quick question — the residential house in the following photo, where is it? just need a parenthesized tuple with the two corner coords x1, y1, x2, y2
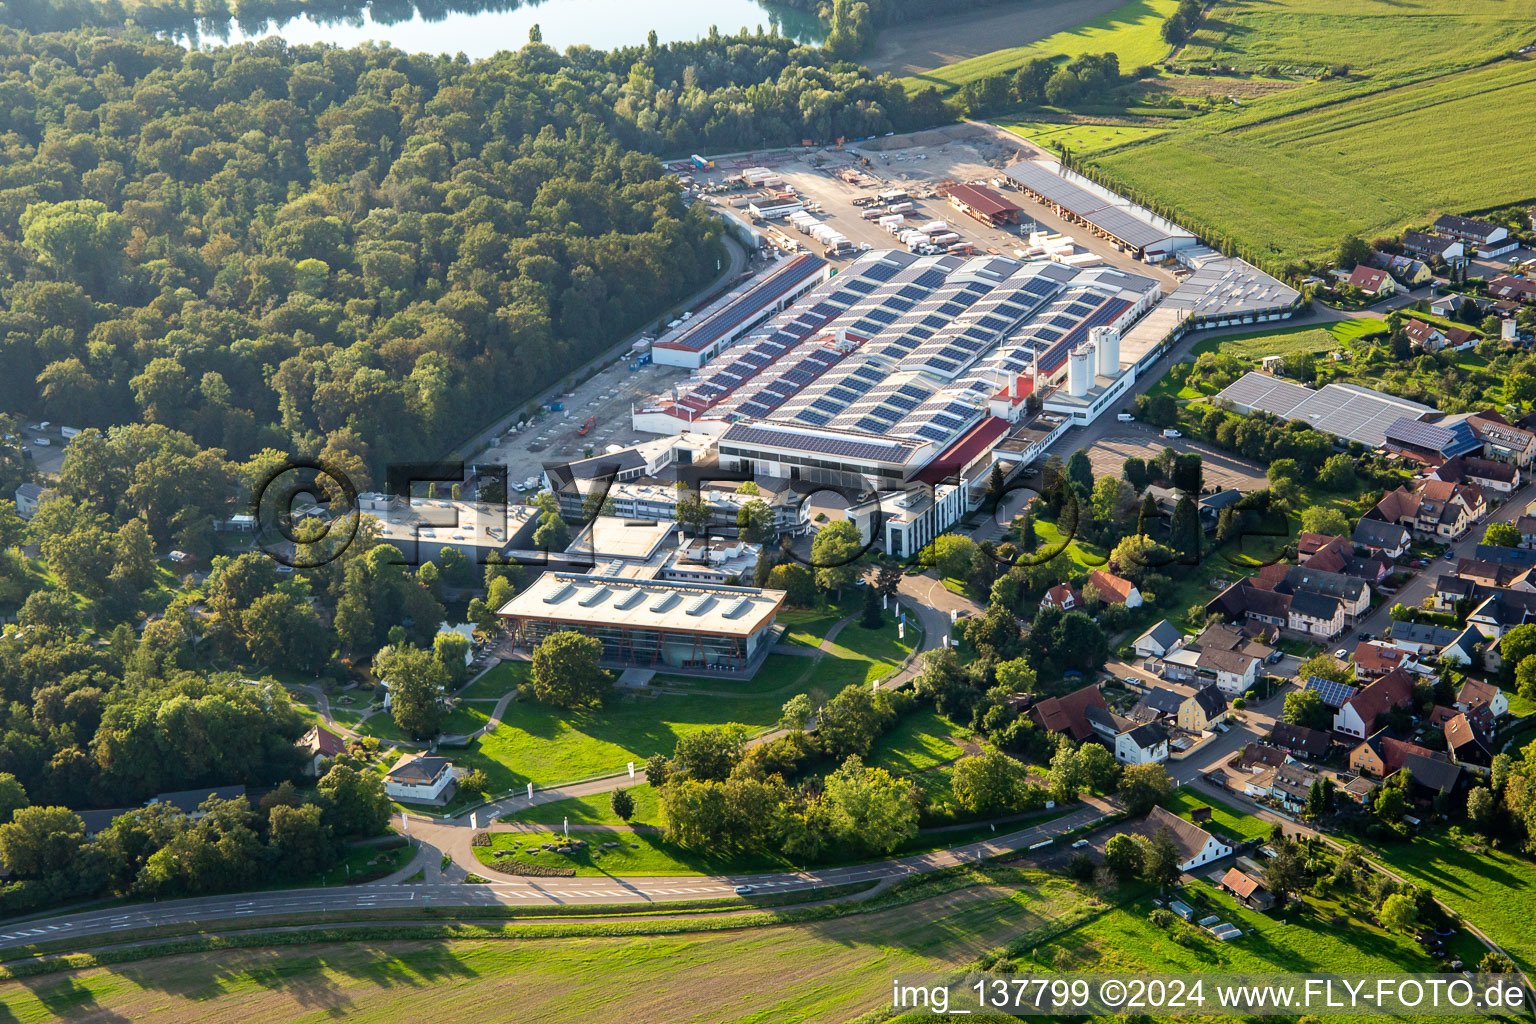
(1521, 514, 1536, 549)
(1401, 230, 1465, 264)
(1132, 687, 1187, 721)
(1466, 588, 1536, 640)
(1288, 590, 1345, 640)
(1456, 678, 1509, 719)
(1367, 482, 1484, 541)
(1087, 569, 1142, 609)
(1440, 625, 1484, 668)
(1158, 646, 1203, 683)
(1473, 543, 1536, 569)
(1040, 583, 1081, 612)
(13, 482, 44, 520)
(1266, 722, 1331, 760)
(1431, 573, 1480, 612)
(1121, 806, 1233, 872)
(298, 725, 346, 776)
(384, 754, 457, 804)
(1467, 413, 1536, 468)
(1333, 667, 1415, 740)
(1219, 867, 1277, 911)
(1028, 683, 1109, 742)
(1398, 751, 1464, 800)
(1115, 721, 1169, 765)
(1239, 742, 1288, 772)
(1258, 564, 1372, 622)
(1348, 727, 1437, 777)
(1352, 640, 1417, 678)
(1444, 708, 1495, 770)
(1387, 621, 1461, 656)
(1433, 214, 1514, 256)
(1269, 763, 1320, 813)
(1429, 293, 1492, 319)
(1178, 683, 1229, 732)
(1345, 265, 1396, 297)
(1369, 251, 1432, 287)
(1431, 455, 1520, 494)
(1133, 619, 1184, 659)
(1304, 675, 1359, 710)
(1352, 517, 1410, 559)
(1195, 646, 1261, 697)
(1487, 275, 1536, 304)
(1452, 557, 1532, 591)
(1404, 319, 1477, 353)
(1207, 579, 1293, 635)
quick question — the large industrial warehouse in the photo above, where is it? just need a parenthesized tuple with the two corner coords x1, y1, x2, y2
(497, 573, 787, 675)
(1214, 371, 1435, 448)
(1005, 159, 1196, 262)
(634, 248, 1161, 447)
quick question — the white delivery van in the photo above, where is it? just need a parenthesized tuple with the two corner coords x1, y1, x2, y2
(1117, 413, 1135, 422)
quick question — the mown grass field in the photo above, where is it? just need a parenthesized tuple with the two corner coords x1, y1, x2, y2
(903, 0, 1180, 94)
(995, 118, 1168, 156)
(1161, 789, 1270, 843)
(1188, 317, 1381, 362)
(1175, 0, 1536, 81)
(443, 613, 914, 791)
(1354, 834, 1536, 973)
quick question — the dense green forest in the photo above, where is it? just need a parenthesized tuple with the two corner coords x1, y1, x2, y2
(0, 25, 949, 916)
(0, 29, 940, 480)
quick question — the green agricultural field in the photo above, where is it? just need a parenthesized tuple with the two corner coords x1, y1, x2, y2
(996, 118, 1168, 157)
(1175, 0, 1536, 81)
(0, 871, 1095, 1023)
(904, 0, 1180, 94)
(1091, 49, 1536, 265)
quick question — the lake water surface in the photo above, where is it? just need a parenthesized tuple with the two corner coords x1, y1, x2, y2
(181, 0, 825, 57)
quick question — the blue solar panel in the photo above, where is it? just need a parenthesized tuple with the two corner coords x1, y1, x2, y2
(798, 411, 830, 426)
(864, 263, 898, 282)
(1304, 676, 1358, 708)
(915, 424, 949, 441)
(913, 269, 947, 289)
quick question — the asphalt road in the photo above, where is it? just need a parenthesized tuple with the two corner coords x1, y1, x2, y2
(0, 800, 1109, 953)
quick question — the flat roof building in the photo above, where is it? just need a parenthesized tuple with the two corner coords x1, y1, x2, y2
(652, 254, 829, 369)
(1005, 159, 1197, 261)
(497, 573, 786, 675)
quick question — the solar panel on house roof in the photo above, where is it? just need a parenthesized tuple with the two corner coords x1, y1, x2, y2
(1304, 676, 1358, 708)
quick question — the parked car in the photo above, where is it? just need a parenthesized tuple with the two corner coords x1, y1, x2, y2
(32, 437, 49, 446)
(1333, 648, 1349, 659)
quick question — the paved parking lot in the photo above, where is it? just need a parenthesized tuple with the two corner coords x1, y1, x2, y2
(474, 359, 686, 491)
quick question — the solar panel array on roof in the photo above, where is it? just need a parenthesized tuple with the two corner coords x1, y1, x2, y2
(1384, 417, 1479, 456)
(1214, 372, 1435, 448)
(1304, 676, 1358, 709)
(1083, 205, 1172, 250)
(723, 423, 917, 464)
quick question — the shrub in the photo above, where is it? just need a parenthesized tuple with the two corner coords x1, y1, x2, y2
(486, 860, 576, 878)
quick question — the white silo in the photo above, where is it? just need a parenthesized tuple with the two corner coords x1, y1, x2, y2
(1091, 326, 1120, 376)
(1068, 346, 1091, 397)
(1504, 319, 1517, 342)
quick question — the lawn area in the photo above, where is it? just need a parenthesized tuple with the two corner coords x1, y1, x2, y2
(502, 785, 662, 828)
(1033, 518, 1108, 570)
(445, 617, 915, 792)
(439, 705, 491, 736)
(355, 712, 409, 743)
(476, 829, 794, 877)
(904, 0, 1180, 94)
(1355, 832, 1536, 973)
(456, 668, 522, 700)
(307, 843, 414, 887)
(866, 707, 971, 777)
(1190, 318, 1380, 362)
(1161, 789, 1270, 843)
(995, 118, 1167, 157)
